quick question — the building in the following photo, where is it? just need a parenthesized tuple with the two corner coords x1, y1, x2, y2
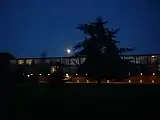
(9, 54, 160, 75)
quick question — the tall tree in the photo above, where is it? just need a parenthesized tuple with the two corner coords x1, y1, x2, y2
(73, 17, 135, 83)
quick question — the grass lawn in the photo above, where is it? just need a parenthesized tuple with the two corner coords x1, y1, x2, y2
(2, 84, 160, 119)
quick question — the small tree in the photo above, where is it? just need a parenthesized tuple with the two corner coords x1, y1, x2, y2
(73, 17, 135, 84)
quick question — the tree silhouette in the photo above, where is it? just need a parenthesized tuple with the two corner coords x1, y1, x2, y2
(0, 52, 15, 86)
(73, 17, 135, 84)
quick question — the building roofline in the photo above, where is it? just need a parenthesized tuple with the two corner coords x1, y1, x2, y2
(122, 53, 160, 56)
(14, 53, 160, 60)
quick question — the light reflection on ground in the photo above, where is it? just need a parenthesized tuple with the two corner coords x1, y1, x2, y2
(67, 75, 160, 84)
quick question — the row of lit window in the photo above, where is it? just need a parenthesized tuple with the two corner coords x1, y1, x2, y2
(121, 56, 159, 64)
(10, 59, 60, 65)
(10, 58, 86, 65)
(10, 56, 159, 65)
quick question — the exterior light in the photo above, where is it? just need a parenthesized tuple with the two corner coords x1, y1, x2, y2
(77, 80, 79, 83)
(76, 74, 78, 75)
(27, 75, 30, 77)
(152, 80, 154, 83)
(151, 56, 155, 58)
(66, 73, 69, 78)
(107, 80, 110, 83)
(128, 73, 131, 75)
(86, 73, 88, 75)
(31, 74, 33, 76)
(48, 74, 50, 76)
(140, 73, 143, 76)
(140, 80, 142, 83)
(87, 80, 89, 83)
(39, 74, 41, 76)
(129, 80, 131, 83)
(153, 73, 155, 76)
(51, 67, 56, 73)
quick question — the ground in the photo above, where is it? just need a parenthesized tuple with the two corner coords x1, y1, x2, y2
(70, 75, 160, 83)
(2, 84, 160, 119)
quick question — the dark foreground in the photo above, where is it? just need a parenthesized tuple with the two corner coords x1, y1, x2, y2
(1, 84, 160, 119)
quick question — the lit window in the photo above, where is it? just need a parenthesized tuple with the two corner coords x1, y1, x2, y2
(151, 56, 157, 63)
(18, 60, 24, 64)
(51, 66, 56, 73)
(26, 59, 32, 65)
(66, 73, 69, 78)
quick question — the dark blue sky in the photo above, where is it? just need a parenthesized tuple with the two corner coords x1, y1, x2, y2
(0, 0, 159, 58)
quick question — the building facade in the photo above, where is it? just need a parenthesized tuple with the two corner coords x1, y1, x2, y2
(10, 54, 160, 65)
(9, 54, 160, 74)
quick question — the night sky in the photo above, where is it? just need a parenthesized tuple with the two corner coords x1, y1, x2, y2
(0, 0, 160, 58)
